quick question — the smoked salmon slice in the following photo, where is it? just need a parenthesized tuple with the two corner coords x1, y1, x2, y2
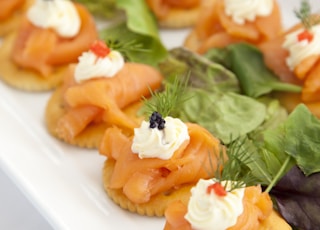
(56, 62, 163, 141)
(185, 0, 282, 53)
(99, 122, 225, 204)
(11, 2, 97, 77)
(0, 0, 25, 20)
(163, 185, 289, 230)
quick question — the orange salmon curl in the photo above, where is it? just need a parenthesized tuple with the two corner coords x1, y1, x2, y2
(10, 2, 98, 77)
(184, 0, 282, 54)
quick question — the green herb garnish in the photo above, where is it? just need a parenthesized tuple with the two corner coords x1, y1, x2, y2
(100, 21, 167, 66)
(211, 137, 259, 192)
(294, 0, 320, 30)
(105, 39, 149, 61)
(142, 74, 191, 118)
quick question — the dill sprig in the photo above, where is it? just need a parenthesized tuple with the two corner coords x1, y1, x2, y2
(211, 136, 259, 192)
(294, 0, 320, 30)
(105, 39, 150, 61)
(142, 74, 191, 118)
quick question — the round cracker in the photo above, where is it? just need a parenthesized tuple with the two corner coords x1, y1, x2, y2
(45, 87, 107, 148)
(0, 32, 68, 91)
(158, 6, 200, 28)
(102, 159, 193, 217)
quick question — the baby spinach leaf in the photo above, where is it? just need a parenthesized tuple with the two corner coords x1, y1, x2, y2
(177, 89, 266, 144)
(248, 98, 288, 143)
(206, 43, 302, 98)
(234, 138, 275, 185)
(228, 43, 302, 97)
(263, 104, 320, 176)
(234, 137, 293, 187)
(236, 99, 292, 185)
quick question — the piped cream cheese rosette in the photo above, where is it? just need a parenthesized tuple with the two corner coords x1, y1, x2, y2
(184, 179, 245, 230)
(99, 112, 225, 216)
(45, 40, 163, 148)
(164, 179, 292, 230)
(0, 0, 98, 91)
(27, 0, 81, 38)
(131, 113, 190, 160)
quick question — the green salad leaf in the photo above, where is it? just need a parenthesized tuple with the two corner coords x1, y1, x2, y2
(205, 43, 302, 98)
(204, 47, 231, 68)
(75, 0, 117, 19)
(160, 47, 240, 93)
(237, 104, 320, 189)
(248, 98, 288, 142)
(116, 0, 159, 39)
(177, 89, 267, 144)
(263, 104, 320, 176)
(223, 108, 292, 187)
(240, 139, 295, 188)
(155, 47, 291, 145)
(238, 99, 291, 186)
(100, 22, 167, 65)
(99, 0, 167, 66)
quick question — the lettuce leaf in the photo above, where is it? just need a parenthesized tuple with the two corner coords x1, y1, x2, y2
(160, 47, 240, 93)
(205, 43, 302, 98)
(99, 0, 167, 66)
(239, 99, 291, 184)
(116, 0, 159, 39)
(263, 104, 320, 176)
(243, 104, 320, 189)
(177, 89, 267, 144)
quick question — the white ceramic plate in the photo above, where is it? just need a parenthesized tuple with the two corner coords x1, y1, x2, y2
(0, 1, 318, 229)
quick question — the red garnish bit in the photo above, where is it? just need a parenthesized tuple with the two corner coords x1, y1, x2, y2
(206, 182, 227, 197)
(90, 40, 111, 57)
(297, 30, 314, 43)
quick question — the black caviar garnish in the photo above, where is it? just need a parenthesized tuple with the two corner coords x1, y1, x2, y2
(149, 112, 166, 130)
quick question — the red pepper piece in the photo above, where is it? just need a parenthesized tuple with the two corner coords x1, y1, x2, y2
(90, 40, 111, 57)
(206, 182, 227, 196)
(297, 30, 314, 43)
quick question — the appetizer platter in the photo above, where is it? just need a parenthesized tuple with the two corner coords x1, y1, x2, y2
(0, 0, 320, 229)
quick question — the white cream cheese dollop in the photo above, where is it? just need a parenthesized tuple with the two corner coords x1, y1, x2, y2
(27, 0, 81, 38)
(74, 50, 124, 83)
(184, 179, 245, 230)
(224, 0, 274, 25)
(283, 25, 320, 71)
(131, 116, 190, 160)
